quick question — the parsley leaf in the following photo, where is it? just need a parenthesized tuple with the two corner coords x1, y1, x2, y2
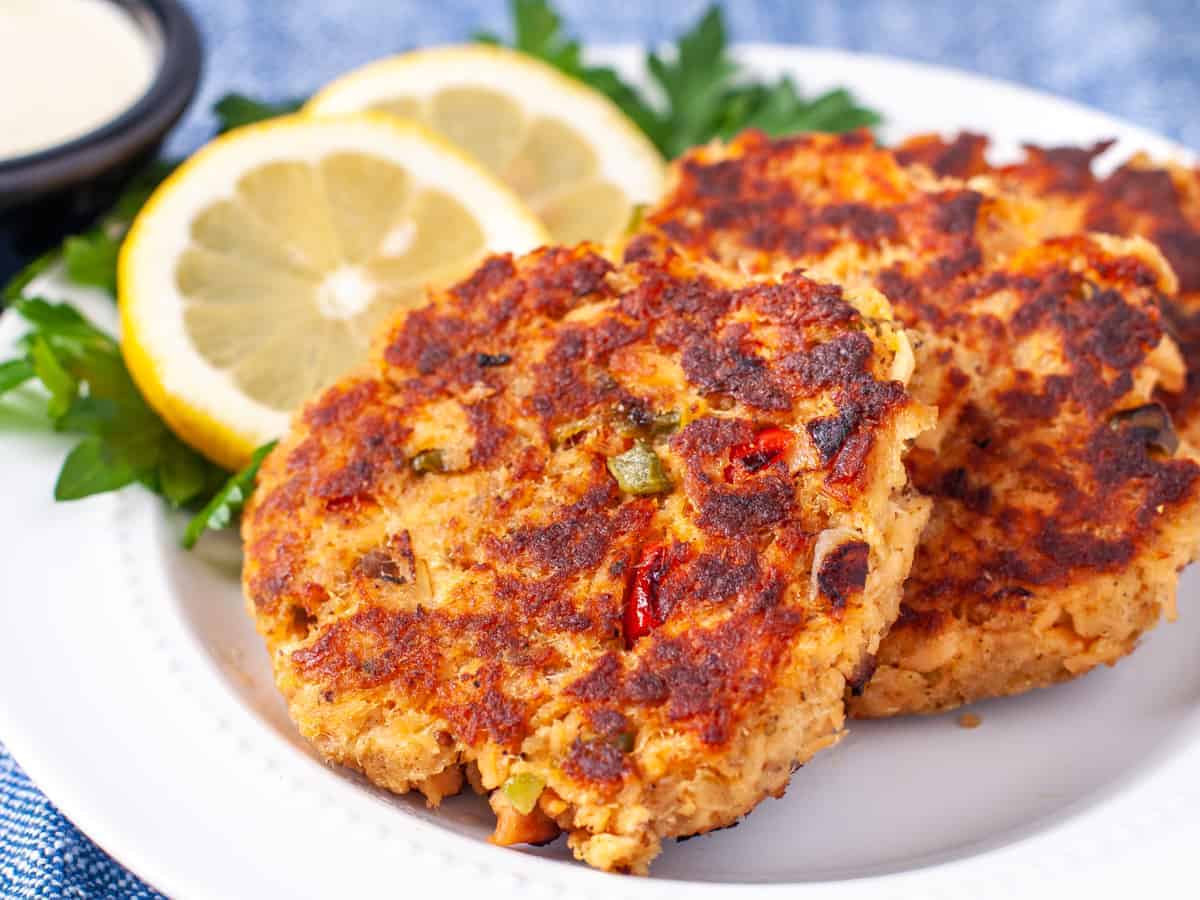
(183, 441, 276, 549)
(644, 6, 881, 155)
(478, 0, 668, 151)
(13, 297, 118, 349)
(481, 1, 881, 159)
(575, 65, 667, 152)
(477, 0, 583, 72)
(111, 160, 177, 222)
(43, 160, 179, 298)
(55, 395, 120, 435)
(63, 230, 121, 295)
(644, 7, 739, 157)
(158, 433, 214, 508)
(28, 336, 77, 419)
(726, 82, 881, 137)
(213, 94, 305, 133)
(3, 248, 59, 305)
(2, 296, 234, 519)
(54, 435, 141, 500)
(0, 358, 35, 395)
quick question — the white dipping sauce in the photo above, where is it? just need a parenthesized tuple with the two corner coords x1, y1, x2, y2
(0, 0, 157, 162)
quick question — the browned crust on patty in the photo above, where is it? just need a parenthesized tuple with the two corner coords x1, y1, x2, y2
(897, 130, 1200, 443)
(643, 130, 1200, 715)
(243, 241, 932, 871)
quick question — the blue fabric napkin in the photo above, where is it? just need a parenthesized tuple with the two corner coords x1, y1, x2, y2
(4, 0, 1198, 896)
(0, 746, 163, 898)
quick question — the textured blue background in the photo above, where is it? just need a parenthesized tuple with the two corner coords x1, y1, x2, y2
(163, 0, 1200, 155)
(3, 0, 1198, 896)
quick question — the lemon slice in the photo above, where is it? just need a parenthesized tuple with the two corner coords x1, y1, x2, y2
(306, 45, 665, 244)
(120, 113, 548, 470)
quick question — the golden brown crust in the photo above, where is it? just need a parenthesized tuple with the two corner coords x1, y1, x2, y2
(644, 130, 1200, 716)
(243, 242, 932, 871)
(897, 131, 1200, 444)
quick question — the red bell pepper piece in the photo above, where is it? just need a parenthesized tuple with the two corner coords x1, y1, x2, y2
(624, 543, 670, 649)
(725, 426, 793, 482)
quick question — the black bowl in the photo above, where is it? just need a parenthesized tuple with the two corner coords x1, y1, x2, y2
(0, 0, 202, 283)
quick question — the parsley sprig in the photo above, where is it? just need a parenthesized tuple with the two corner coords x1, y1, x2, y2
(480, 1, 880, 158)
(56, 162, 178, 296)
(213, 94, 306, 133)
(1, 295, 227, 505)
(0, 173, 272, 545)
(182, 441, 276, 549)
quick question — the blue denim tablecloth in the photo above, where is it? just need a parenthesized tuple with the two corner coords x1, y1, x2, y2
(3, 1, 1197, 896)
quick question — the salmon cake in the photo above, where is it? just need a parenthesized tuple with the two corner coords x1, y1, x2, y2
(242, 242, 933, 872)
(642, 130, 1200, 716)
(897, 131, 1200, 445)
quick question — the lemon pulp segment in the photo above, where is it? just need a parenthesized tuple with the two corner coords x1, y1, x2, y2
(176, 151, 484, 412)
(371, 86, 629, 242)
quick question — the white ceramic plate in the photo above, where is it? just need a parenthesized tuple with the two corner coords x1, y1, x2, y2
(2, 46, 1198, 900)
